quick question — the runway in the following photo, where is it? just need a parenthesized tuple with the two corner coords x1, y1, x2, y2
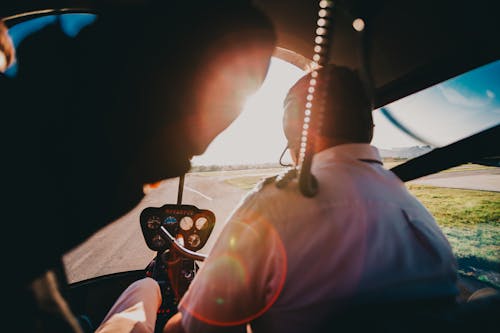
(409, 167, 500, 192)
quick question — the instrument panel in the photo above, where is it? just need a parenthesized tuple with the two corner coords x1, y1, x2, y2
(140, 204, 215, 252)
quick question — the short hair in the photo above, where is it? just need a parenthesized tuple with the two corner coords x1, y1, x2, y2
(0, 20, 15, 71)
(283, 64, 373, 149)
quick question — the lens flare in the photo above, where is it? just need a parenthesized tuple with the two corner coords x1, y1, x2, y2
(180, 215, 287, 326)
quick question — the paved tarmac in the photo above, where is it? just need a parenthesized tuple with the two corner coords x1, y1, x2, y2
(409, 168, 500, 192)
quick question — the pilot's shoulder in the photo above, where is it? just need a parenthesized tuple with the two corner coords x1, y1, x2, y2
(255, 174, 279, 191)
(255, 168, 298, 192)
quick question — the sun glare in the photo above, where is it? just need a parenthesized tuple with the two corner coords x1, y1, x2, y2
(191, 57, 305, 166)
(191, 53, 475, 167)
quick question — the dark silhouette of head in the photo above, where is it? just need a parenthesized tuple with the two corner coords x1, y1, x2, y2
(7, 0, 276, 285)
(283, 64, 373, 158)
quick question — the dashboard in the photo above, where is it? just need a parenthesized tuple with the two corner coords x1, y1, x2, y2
(140, 204, 215, 252)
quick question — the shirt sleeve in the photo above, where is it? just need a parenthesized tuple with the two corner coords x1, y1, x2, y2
(178, 192, 287, 332)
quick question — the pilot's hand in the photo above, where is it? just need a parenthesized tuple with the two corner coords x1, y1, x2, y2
(164, 312, 185, 333)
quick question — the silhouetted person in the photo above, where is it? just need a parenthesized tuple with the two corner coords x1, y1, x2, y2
(4, 2, 275, 332)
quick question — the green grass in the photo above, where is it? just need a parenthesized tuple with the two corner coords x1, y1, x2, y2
(224, 175, 272, 190)
(407, 185, 499, 266)
(407, 185, 500, 227)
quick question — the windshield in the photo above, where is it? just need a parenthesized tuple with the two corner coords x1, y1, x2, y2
(59, 56, 499, 286)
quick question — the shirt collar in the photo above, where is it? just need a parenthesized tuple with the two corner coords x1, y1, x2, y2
(313, 143, 382, 165)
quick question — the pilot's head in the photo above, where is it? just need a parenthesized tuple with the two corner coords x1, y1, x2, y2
(72, 1, 276, 182)
(10, 1, 276, 284)
(283, 64, 373, 163)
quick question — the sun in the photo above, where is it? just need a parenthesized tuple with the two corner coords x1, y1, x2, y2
(191, 57, 306, 166)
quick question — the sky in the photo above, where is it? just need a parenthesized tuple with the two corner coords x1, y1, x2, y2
(192, 59, 500, 166)
(383, 60, 500, 147)
(191, 57, 305, 166)
(190, 57, 418, 166)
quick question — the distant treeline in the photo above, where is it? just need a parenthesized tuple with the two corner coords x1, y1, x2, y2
(190, 158, 409, 172)
(189, 162, 283, 172)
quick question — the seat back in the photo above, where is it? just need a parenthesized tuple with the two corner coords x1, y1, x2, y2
(322, 294, 500, 332)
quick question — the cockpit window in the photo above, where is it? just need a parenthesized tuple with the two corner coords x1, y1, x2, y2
(374, 60, 500, 149)
(57, 53, 497, 284)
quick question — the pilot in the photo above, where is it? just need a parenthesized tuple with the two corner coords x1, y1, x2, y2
(7, 1, 275, 332)
(163, 64, 458, 333)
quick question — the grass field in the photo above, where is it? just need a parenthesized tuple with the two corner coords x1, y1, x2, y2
(225, 174, 274, 190)
(407, 185, 499, 286)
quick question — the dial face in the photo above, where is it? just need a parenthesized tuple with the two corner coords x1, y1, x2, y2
(195, 217, 208, 230)
(179, 216, 194, 231)
(187, 234, 201, 248)
(146, 216, 161, 230)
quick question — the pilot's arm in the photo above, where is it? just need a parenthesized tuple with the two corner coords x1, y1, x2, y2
(163, 312, 185, 333)
(164, 312, 246, 333)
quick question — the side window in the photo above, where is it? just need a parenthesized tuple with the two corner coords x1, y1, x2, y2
(372, 60, 500, 150)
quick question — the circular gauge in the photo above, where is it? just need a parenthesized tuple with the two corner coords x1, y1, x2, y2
(164, 216, 177, 225)
(151, 234, 166, 248)
(146, 216, 161, 230)
(187, 234, 201, 248)
(195, 217, 208, 230)
(179, 216, 194, 230)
